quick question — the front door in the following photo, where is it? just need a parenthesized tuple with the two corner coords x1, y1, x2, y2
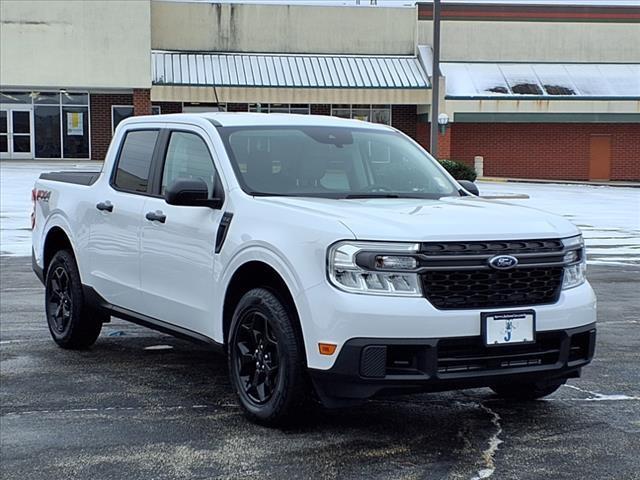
(140, 128, 224, 337)
(0, 106, 34, 160)
(589, 134, 612, 181)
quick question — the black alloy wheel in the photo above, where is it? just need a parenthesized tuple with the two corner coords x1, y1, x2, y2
(228, 288, 309, 426)
(44, 250, 104, 349)
(235, 310, 281, 404)
(47, 266, 73, 334)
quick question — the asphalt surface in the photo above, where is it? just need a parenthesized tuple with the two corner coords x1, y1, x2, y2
(1, 256, 638, 480)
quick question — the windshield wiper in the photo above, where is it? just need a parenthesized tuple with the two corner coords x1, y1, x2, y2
(343, 193, 401, 199)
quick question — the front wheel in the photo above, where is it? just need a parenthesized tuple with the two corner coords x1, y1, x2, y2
(45, 250, 106, 349)
(491, 378, 566, 400)
(228, 288, 308, 426)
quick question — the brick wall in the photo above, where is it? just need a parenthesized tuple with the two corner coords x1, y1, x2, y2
(89, 93, 132, 161)
(391, 105, 417, 140)
(449, 123, 640, 181)
(133, 89, 151, 116)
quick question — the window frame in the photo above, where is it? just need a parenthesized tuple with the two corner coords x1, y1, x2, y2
(109, 128, 162, 196)
(329, 104, 392, 125)
(149, 128, 225, 204)
(112, 105, 161, 134)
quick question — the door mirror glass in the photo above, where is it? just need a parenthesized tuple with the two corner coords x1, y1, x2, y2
(165, 177, 221, 208)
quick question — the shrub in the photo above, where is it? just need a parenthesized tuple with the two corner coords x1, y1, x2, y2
(438, 159, 477, 182)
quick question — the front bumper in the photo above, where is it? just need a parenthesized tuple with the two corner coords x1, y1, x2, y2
(309, 323, 596, 407)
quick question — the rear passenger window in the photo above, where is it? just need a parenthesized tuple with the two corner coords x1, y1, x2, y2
(161, 131, 216, 196)
(113, 130, 158, 193)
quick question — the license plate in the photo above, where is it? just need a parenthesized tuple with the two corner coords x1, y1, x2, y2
(483, 310, 535, 346)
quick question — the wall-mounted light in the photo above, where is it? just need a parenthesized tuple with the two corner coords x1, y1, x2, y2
(438, 112, 449, 135)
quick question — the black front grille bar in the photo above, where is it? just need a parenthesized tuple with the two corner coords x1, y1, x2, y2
(416, 249, 572, 271)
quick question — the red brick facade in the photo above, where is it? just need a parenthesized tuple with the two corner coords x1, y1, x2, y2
(88, 96, 638, 180)
(448, 123, 640, 181)
(89, 93, 133, 161)
(132, 89, 152, 116)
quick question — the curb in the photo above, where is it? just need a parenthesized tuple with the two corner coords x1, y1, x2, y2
(478, 177, 640, 188)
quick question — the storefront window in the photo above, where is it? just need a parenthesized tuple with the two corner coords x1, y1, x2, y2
(33, 92, 60, 104)
(112, 105, 161, 132)
(0, 92, 33, 104)
(330, 105, 391, 125)
(1, 89, 91, 159)
(35, 106, 62, 158)
(248, 104, 310, 114)
(62, 106, 89, 158)
(61, 92, 88, 105)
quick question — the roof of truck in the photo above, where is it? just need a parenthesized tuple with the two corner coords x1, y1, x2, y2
(125, 112, 394, 130)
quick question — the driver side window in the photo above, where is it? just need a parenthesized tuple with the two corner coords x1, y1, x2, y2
(161, 131, 216, 197)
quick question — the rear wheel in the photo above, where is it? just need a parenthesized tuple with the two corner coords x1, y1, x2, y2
(228, 288, 308, 426)
(45, 250, 105, 349)
(491, 378, 566, 400)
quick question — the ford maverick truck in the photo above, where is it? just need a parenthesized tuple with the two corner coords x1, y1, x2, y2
(32, 113, 596, 425)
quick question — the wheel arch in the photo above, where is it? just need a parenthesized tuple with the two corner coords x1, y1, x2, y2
(222, 261, 306, 361)
(43, 226, 76, 275)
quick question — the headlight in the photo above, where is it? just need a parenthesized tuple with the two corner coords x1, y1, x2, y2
(561, 235, 587, 289)
(328, 241, 422, 296)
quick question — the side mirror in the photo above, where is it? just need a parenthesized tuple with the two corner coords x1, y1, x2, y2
(164, 177, 223, 208)
(458, 180, 479, 196)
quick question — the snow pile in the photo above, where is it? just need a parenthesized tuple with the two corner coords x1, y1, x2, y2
(0, 162, 102, 257)
(479, 181, 640, 266)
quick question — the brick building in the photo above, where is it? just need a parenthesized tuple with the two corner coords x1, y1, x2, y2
(1, 0, 638, 180)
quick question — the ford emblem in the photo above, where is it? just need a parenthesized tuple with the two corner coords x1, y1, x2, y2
(488, 255, 518, 270)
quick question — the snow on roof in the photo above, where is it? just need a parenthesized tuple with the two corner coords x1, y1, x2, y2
(442, 63, 640, 98)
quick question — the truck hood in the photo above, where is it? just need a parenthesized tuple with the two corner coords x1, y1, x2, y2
(257, 196, 579, 242)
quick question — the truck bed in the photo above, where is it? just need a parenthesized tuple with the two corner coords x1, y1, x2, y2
(39, 171, 102, 186)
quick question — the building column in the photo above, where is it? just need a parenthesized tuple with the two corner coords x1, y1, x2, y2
(133, 89, 152, 116)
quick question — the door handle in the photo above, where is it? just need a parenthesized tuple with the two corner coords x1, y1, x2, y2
(96, 201, 113, 212)
(145, 210, 166, 223)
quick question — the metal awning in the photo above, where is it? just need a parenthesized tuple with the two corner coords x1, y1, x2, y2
(152, 50, 430, 89)
(441, 62, 640, 99)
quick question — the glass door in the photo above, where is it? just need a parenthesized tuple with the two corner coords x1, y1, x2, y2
(0, 106, 34, 159)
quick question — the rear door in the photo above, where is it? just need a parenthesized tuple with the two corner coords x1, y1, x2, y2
(87, 129, 160, 312)
(139, 126, 225, 337)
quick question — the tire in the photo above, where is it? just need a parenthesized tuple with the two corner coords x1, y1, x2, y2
(228, 287, 308, 426)
(45, 249, 105, 349)
(491, 378, 566, 400)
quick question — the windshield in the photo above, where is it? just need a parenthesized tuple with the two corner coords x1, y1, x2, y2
(217, 125, 459, 199)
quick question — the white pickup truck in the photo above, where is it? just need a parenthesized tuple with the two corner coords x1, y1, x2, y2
(32, 113, 596, 425)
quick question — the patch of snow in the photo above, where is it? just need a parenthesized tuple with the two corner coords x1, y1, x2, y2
(470, 403, 503, 480)
(0, 162, 102, 257)
(478, 181, 640, 266)
(144, 345, 174, 351)
(563, 384, 640, 401)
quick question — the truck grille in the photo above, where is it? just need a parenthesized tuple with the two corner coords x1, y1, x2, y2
(419, 239, 566, 310)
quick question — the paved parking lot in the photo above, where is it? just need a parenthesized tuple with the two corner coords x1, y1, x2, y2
(1, 256, 639, 480)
